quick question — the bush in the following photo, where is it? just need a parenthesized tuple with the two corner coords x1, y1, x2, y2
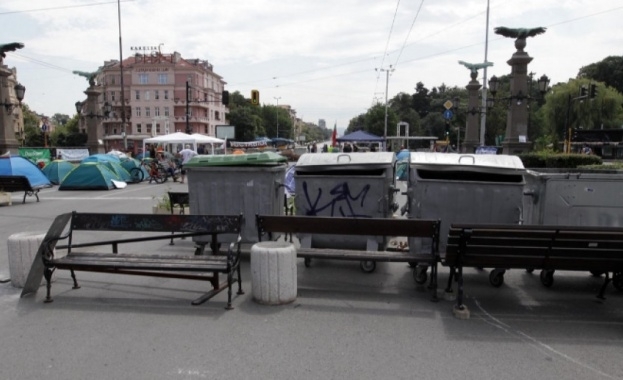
(518, 152, 602, 169)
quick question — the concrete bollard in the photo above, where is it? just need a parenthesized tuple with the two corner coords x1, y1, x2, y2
(7, 231, 47, 288)
(250, 241, 297, 305)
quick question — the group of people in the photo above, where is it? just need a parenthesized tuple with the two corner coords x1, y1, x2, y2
(147, 144, 197, 184)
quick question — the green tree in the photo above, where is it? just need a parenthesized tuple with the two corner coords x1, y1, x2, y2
(578, 56, 623, 94)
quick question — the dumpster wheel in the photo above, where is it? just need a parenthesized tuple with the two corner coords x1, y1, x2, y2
(613, 272, 623, 291)
(414, 265, 428, 285)
(540, 270, 555, 287)
(489, 269, 505, 287)
(360, 261, 376, 273)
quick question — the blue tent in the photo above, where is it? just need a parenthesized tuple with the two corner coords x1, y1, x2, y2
(42, 160, 75, 185)
(81, 154, 120, 163)
(103, 161, 132, 182)
(0, 156, 52, 188)
(336, 130, 384, 142)
(59, 162, 118, 190)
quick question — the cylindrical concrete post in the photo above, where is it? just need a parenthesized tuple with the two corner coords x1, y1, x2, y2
(7, 231, 46, 288)
(251, 241, 297, 305)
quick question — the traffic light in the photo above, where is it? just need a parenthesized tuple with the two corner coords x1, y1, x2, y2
(251, 89, 260, 105)
(221, 90, 229, 106)
(590, 84, 597, 99)
(580, 86, 588, 98)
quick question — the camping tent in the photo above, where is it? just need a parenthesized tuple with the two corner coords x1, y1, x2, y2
(82, 154, 121, 163)
(336, 130, 384, 143)
(42, 160, 75, 185)
(0, 155, 52, 188)
(58, 162, 119, 190)
(103, 161, 132, 182)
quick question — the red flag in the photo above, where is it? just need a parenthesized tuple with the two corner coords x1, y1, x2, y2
(331, 123, 337, 147)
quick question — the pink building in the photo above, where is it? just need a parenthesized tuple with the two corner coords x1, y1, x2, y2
(91, 50, 228, 154)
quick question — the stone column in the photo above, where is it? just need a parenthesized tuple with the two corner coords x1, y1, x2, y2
(502, 38, 533, 155)
(84, 86, 105, 154)
(0, 65, 20, 154)
(462, 71, 482, 154)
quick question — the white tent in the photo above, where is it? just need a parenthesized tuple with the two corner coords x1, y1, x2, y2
(143, 132, 223, 155)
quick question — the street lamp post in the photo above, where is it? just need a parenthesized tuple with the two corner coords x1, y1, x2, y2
(117, 0, 127, 150)
(274, 96, 281, 138)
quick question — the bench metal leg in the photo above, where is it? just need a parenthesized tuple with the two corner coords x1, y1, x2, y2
(70, 269, 80, 289)
(597, 272, 611, 300)
(456, 266, 465, 309)
(445, 267, 455, 294)
(236, 263, 244, 296)
(43, 267, 55, 303)
(428, 261, 439, 302)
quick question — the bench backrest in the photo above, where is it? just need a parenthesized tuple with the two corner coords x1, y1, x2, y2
(257, 214, 440, 241)
(63, 212, 242, 253)
(0, 175, 33, 191)
(446, 223, 623, 271)
(71, 212, 241, 233)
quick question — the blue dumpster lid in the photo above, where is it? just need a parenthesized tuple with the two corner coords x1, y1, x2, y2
(184, 152, 287, 167)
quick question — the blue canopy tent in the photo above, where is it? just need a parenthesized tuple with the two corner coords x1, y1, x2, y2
(81, 154, 120, 164)
(336, 130, 384, 143)
(0, 156, 52, 188)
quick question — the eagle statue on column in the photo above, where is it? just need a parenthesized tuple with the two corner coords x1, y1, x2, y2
(0, 42, 25, 63)
(494, 27, 547, 39)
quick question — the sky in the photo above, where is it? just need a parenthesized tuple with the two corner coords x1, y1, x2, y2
(1, 0, 622, 135)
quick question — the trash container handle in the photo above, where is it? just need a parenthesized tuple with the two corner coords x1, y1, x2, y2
(458, 155, 475, 165)
(337, 154, 351, 163)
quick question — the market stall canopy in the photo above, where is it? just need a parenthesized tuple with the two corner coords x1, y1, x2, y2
(336, 130, 384, 142)
(143, 132, 224, 154)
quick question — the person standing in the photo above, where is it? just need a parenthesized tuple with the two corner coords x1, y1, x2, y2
(178, 144, 197, 184)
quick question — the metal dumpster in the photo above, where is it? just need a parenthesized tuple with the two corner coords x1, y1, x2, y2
(185, 152, 288, 244)
(523, 169, 623, 227)
(294, 152, 398, 250)
(406, 153, 527, 283)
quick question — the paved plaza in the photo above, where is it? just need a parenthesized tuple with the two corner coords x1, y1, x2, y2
(0, 182, 622, 379)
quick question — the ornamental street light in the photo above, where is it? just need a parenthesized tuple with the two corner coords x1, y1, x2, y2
(1, 83, 25, 112)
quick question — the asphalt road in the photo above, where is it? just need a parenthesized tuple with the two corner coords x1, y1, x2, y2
(0, 181, 622, 380)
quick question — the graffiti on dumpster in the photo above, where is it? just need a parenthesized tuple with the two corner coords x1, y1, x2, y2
(302, 181, 372, 217)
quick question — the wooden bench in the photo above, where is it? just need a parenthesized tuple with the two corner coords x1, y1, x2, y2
(445, 223, 623, 311)
(27, 211, 244, 309)
(0, 175, 44, 203)
(256, 214, 441, 297)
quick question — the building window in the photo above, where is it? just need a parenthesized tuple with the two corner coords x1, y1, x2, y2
(144, 90, 150, 100)
(103, 92, 107, 102)
(110, 75, 116, 85)
(111, 91, 116, 101)
(135, 90, 140, 100)
(156, 123, 161, 134)
(164, 107, 170, 117)
(164, 90, 169, 100)
(158, 73, 168, 84)
(204, 125, 208, 134)
(135, 107, 141, 117)
(155, 90, 159, 100)
(139, 73, 148, 84)
(136, 123, 142, 133)
(155, 107, 160, 117)
(113, 128, 117, 135)
(146, 124, 152, 134)
(145, 107, 151, 117)
(215, 111, 220, 121)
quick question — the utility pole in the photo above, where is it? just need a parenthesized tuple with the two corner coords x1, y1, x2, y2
(376, 65, 394, 150)
(274, 96, 281, 138)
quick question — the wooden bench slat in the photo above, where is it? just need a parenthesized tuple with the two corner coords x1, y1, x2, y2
(258, 215, 439, 238)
